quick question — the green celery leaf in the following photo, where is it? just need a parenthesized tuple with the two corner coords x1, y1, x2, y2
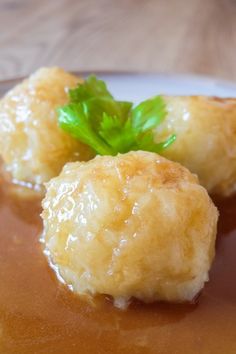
(58, 75, 176, 157)
(131, 96, 167, 134)
(58, 104, 113, 155)
(69, 75, 113, 102)
(99, 113, 135, 153)
(82, 97, 132, 129)
(137, 132, 176, 153)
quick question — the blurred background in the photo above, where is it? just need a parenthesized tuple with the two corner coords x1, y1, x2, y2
(0, 0, 235, 81)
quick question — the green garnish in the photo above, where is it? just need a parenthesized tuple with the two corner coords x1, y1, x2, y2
(58, 75, 176, 155)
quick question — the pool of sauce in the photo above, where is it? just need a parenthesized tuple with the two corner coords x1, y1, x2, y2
(0, 179, 236, 354)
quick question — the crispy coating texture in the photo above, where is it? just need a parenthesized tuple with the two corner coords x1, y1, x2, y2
(41, 151, 218, 308)
(157, 96, 236, 196)
(0, 67, 93, 186)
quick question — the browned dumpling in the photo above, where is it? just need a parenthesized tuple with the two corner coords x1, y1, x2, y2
(0, 67, 93, 187)
(156, 96, 236, 196)
(41, 151, 218, 309)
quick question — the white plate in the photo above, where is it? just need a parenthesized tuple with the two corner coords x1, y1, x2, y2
(98, 73, 236, 102)
(1, 73, 236, 102)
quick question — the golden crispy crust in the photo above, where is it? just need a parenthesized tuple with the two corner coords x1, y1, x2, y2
(0, 67, 93, 186)
(42, 151, 218, 307)
(157, 96, 236, 196)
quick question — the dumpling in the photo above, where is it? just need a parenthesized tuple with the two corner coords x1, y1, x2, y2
(41, 151, 218, 309)
(156, 96, 236, 196)
(0, 67, 93, 187)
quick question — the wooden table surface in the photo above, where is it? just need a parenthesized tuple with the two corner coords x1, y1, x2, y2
(0, 0, 235, 81)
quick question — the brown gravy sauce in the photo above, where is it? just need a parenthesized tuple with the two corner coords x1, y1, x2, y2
(0, 180, 236, 354)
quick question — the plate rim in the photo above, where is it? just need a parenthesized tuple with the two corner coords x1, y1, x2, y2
(0, 70, 236, 88)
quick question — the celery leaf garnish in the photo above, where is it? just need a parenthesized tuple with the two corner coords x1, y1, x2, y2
(58, 75, 176, 155)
